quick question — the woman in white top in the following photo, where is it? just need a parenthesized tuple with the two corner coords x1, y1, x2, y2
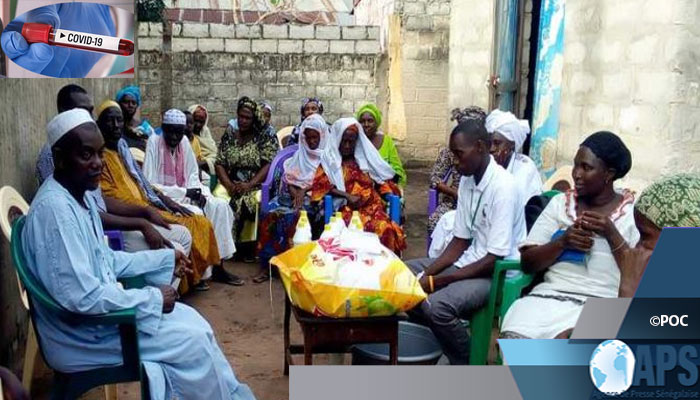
(500, 131, 639, 339)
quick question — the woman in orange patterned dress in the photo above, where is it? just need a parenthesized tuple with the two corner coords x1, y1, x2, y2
(313, 118, 406, 253)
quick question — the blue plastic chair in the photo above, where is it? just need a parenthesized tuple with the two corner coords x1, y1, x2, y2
(260, 145, 298, 215)
(426, 166, 455, 253)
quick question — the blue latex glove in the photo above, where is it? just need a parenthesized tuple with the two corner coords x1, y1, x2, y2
(1, 4, 115, 77)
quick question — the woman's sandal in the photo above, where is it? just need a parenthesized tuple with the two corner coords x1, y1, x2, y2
(252, 271, 270, 284)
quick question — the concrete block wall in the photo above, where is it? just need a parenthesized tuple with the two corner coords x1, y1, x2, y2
(448, 0, 493, 114)
(138, 22, 382, 138)
(394, 0, 452, 163)
(558, 0, 700, 190)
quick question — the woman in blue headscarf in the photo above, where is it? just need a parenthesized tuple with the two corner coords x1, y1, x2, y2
(116, 85, 155, 151)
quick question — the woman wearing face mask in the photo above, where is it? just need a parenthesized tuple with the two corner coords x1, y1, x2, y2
(500, 131, 638, 339)
(256, 114, 339, 283)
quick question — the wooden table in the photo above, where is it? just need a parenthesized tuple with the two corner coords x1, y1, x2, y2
(283, 296, 405, 374)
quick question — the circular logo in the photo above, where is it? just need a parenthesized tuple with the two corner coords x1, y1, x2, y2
(589, 340, 635, 395)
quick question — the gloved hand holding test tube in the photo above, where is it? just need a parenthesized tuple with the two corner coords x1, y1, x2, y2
(0, 3, 132, 78)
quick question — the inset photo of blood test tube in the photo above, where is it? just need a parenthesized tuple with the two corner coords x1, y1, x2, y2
(0, 2, 134, 78)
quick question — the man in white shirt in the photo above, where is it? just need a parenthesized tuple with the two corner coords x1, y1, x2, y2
(405, 117, 525, 365)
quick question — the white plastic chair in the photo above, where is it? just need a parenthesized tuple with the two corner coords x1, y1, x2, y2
(276, 126, 294, 148)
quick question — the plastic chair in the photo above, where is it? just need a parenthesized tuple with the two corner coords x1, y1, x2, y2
(426, 167, 454, 252)
(467, 260, 533, 365)
(260, 145, 298, 214)
(0, 186, 125, 398)
(276, 126, 294, 148)
(11, 216, 150, 400)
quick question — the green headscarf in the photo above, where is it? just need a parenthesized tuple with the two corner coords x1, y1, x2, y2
(636, 174, 700, 229)
(356, 103, 382, 128)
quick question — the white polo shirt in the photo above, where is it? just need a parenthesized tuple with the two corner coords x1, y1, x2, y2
(453, 155, 525, 268)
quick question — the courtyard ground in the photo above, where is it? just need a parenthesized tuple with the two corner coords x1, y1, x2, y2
(28, 168, 431, 400)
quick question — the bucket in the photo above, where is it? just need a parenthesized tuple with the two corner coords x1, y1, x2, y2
(351, 321, 443, 365)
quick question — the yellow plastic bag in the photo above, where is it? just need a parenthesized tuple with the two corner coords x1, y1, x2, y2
(271, 240, 426, 318)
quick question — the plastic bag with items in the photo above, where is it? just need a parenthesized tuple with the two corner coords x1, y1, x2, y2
(271, 230, 426, 318)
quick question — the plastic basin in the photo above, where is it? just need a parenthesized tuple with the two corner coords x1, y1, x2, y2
(351, 321, 443, 365)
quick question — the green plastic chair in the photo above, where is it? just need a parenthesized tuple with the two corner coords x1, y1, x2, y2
(467, 259, 533, 365)
(467, 190, 561, 364)
(10, 216, 151, 400)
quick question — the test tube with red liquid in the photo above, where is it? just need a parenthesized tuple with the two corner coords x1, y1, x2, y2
(21, 23, 134, 56)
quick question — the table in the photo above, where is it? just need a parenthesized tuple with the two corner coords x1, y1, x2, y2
(283, 296, 405, 374)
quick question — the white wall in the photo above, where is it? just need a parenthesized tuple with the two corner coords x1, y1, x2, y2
(557, 0, 700, 191)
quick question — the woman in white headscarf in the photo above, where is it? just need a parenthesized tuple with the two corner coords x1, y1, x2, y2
(256, 114, 341, 282)
(315, 117, 405, 253)
(486, 109, 543, 202)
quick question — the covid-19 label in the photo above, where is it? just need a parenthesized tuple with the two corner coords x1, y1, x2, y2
(53, 29, 120, 52)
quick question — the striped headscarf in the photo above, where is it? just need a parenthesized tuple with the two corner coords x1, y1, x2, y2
(636, 174, 700, 229)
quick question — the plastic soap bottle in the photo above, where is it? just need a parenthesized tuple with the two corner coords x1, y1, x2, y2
(349, 211, 364, 232)
(293, 211, 313, 246)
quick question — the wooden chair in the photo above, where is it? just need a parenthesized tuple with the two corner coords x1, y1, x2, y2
(11, 216, 150, 399)
(0, 186, 126, 399)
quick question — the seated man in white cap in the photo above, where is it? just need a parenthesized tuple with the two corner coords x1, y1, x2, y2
(22, 109, 257, 400)
(142, 109, 236, 274)
(429, 110, 540, 257)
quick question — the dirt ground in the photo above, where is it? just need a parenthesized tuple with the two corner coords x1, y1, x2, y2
(28, 169, 431, 400)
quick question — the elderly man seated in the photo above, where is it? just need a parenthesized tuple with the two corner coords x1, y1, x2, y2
(142, 109, 236, 273)
(22, 109, 256, 400)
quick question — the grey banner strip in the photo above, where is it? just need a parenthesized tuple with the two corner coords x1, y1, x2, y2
(570, 298, 632, 339)
(290, 366, 523, 400)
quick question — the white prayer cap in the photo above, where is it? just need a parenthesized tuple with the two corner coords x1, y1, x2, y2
(162, 109, 186, 125)
(485, 109, 530, 153)
(47, 108, 96, 147)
